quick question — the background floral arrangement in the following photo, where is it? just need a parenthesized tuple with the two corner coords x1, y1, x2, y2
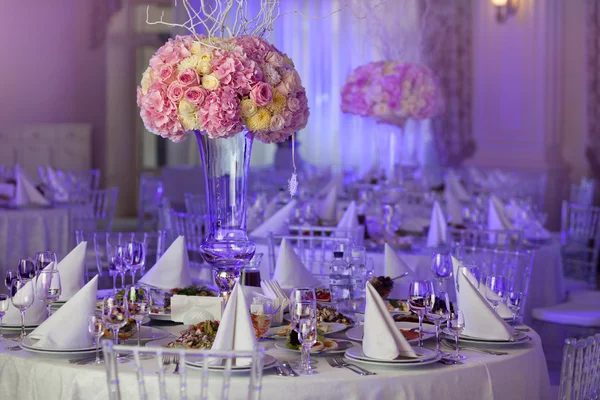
(137, 35, 309, 143)
(340, 61, 444, 127)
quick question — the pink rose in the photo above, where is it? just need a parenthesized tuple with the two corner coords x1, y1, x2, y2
(250, 82, 273, 107)
(167, 82, 185, 102)
(282, 70, 300, 92)
(270, 114, 285, 131)
(287, 97, 300, 112)
(178, 68, 198, 86)
(265, 51, 284, 67)
(184, 87, 208, 105)
(158, 65, 174, 82)
(282, 111, 293, 124)
(275, 82, 289, 97)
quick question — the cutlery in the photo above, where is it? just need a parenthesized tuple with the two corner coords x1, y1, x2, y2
(333, 356, 376, 375)
(173, 356, 180, 374)
(391, 272, 410, 281)
(162, 355, 172, 367)
(437, 358, 461, 365)
(441, 339, 508, 356)
(281, 361, 298, 377)
(6, 345, 22, 351)
(515, 328, 530, 332)
(275, 362, 289, 377)
(327, 357, 364, 375)
(70, 356, 103, 365)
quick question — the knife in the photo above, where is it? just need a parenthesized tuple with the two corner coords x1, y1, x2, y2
(281, 361, 298, 377)
(275, 362, 289, 376)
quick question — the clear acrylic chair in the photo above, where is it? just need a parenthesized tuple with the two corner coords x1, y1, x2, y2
(70, 188, 119, 231)
(103, 342, 265, 400)
(184, 192, 206, 216)
(561, 201, 600, 287)
(267, 233, 353, 276)
(570, 178, 595, 207)
(286, 224, 365, 246)
(447, 227, 524, 249)
(137, 173, 165, 231)
(558, 334, 600, 400)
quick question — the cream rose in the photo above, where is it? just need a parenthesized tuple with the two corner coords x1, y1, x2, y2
(199, 52, 213, 62)
(178, 99, 198, 130)
(241, 99, 258, 118)
(266, 51, 284, 67)
(269, 114, 285, 131)
(190, 42, 204, 55)
(197, 61, 212, 75)
(201, 74, 220, 91)
(177, 56, 201, 73)
(141, 67, 152, 95)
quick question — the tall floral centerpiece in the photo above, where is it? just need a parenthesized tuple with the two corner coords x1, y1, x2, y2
(137, 2, 309, 299)
(340, 61, 443, 180)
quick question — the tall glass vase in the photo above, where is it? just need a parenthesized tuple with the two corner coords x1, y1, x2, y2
(195, 131, 256, 302)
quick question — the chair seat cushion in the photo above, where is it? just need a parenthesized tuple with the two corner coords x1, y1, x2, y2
(532, 302, 600, 327)
(564, 277, 595, 295)
(567, 289, 600, 304)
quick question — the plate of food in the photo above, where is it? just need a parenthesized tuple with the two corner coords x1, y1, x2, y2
(147, 285, 217, 320)
(147, 320, 220, 350)
(265, 322, 347, 339)
(283, 305, 355, 327)
(315, 288, 331, 303)
(274, 338, 353, 354)
(346, 322, 435, 344)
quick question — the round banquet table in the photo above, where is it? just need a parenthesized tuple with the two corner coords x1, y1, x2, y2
(0, 323, 551, 400)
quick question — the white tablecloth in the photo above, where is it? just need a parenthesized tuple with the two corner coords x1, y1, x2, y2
(0, 326, 551, 400)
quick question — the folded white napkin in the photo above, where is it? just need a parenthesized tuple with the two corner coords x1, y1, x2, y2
(13, 164, 49, 206)
(55, 242, 87, 300)
(272, 238, 320, 289)
(384, 244, 416, 299)
(467, 167, 487, 186)
(4, 278, 48, 326)
(246, 194, 268, 231)
(318, 185, 338, 222)
(318, 174, 343, 197)
(262, 195, 280, 220)
(171, 295, 224, 322)
(29, 275, 98, 349)
(250, 199, 297, 238)
(138, 236, 193, 290)
(337, 201, 358, 230)
(451, 257, 513, 340)
(426, 201, 447, 247)
(260, 280, 290, 325)
(0, 183, 15, 199)
(445, 170, 470, 202)
(211, 283, 256, 366)
(363, 281, 417, 359)
(523, 221, 551, 240)
(488, 195, 514, 230)
(444, 188, 464, 225)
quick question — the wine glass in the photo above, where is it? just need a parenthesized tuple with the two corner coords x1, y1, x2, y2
(408, 280, 434, 347)
(289, 287, 317, 373)
(101, 295, 129, 347)
(123, 285, 152, 358)
(461, 264, 481, 288)
(122, 242, 145, 285)
(5, 271, 18, 291)
(17, 259, 36, 281)
(430, 253, 452, 288)
(11, 280, 35, 342)
(447, 310, 466, 361)
(298, 315, 317, 375)
(425, 290, 451, 355)
(507, 291, 523, 326)
(34, 251, 58, 275)
(106, 242, 123, 293)
(485, 275, 507, 312)
(0, 294, 9, 341)
(36, 270, 61, 318)
(250, 297, 273, 339)
(88, 314, 106, 365)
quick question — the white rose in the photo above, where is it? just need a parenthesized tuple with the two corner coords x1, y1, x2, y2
(141, 67, 153, 95)
(197, 61, 212, 75)
(241, 99, 258, 118)
(201, 74, 220, 90)
(269, 114, 285, 131)
(263, 63, 281, 86)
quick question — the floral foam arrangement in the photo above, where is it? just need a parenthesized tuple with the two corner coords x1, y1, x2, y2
(340, 61, 443, 127)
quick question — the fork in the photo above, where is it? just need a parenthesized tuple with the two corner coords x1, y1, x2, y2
(173, 356, 180, 374)
(441, 340, 508, 356)
(333, 357, 376, 375)
(162, 355, 172, 367)
(327, 358, 364, 375)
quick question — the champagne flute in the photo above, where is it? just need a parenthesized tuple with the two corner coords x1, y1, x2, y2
(102, 295, 129, 347)
(17, 259, 36, 281)
(485, 275, 507, 312)
(88, 314, 106, 365)
(447, 310, 466, 361)
(11, 280, 35, 342)
(0, 294, 9, 341)
(430, 253, 452, 289)
(123, 285, 152, 358)
(507, 291, 523, 326)
(425, 290, 451, 355)
(36, 270, 61, 317)
(122, 242, 145, 285)
(34, 251, 58, 275)
(408, 280, 434, 347)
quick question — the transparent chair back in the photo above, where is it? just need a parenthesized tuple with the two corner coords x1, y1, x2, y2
(570, 178, 595, 207)
(137, 173, 164, 231)
(267, 233, 353, 276)
(561, 201, 600, 285)
(286, 224, 364, 246)
(184, 192, 207, 216)
(447, 227, 524, 249)
(558, 334, 600, 400)
(103, 342, 265, 400)
(69, 188, 119, 231)
(168, 210, 208, 256)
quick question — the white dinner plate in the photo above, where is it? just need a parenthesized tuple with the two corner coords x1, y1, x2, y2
(265, 322, 348, 339)
(441, 328, 530, 345)
(345, 322, 435, 345)
(3, 324, 40, 332)
(344, 346, 441, 366)
(124, 326, 170, 343)
(20, 336, 97, 354)
(149, 311, 172, 321)
(186, 354, 278, 371)
(273, 339, 352, 355)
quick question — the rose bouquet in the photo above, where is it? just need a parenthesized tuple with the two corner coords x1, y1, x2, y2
(340, 61, 443, 127)
(137, 35, 309, 143)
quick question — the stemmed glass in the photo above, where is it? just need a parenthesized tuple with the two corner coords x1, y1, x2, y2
(106, 242, 123, 293)
(10, 280, 35, 342)
(17, 259, 36, 281)
(88, 314, 106, 365)
(123, 285, 152, 359)
(507, 291, 523, 326)
(425, 290, 451, 355)
(36, 270, 61, 317)
(408, 280, 434, 348)
(289, 287, 317, 374)
(298, 315, 317, 375)
(250, 297, 273, 339)
(122, 242, 145, 285)
(101, 295, 129, 347)
(430, 253, 452, 289)
(447, 310, 466, 361)
(461, 264, 481, 288)
(485, 275, 507, 312)
(34, 251, 58, 275)
(5, 271, 18, 292)
(0, 294, 9, 340)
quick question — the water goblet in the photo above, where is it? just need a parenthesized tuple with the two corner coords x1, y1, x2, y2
(123, 285, 152, 359)
(0, 294, 9, 341)
(250, 297, 273, 339)
(289, 288, 317, 371)
(101, 295, 129, 347)
(298, 315, 317, 375)
(5, 270, 18, 292)
(11, 279, 35, 342)
(106, 242, 123, 293)
(430, 253, 452, 288)
(36, 270, 61, 317)
(408, 280, 434, 347)
(507, 291, 523, 326)
(425, 290, 451, 355)
(461, 264, 481, 288)
(122, 242, 145, 285)
(17, 259, 36, 281)
(88, 314, 106, 365)
(34, 251, 57, 275)
(447, 310, 466, 361)
(485, 275, 507, 312)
